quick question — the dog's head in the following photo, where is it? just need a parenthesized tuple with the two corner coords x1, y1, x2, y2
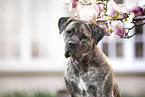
(58, 17, 105, 59)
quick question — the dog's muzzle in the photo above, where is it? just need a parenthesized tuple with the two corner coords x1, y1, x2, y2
(65, 40, 77, 58)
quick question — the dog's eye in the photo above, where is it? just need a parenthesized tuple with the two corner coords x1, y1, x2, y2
(66, 28, 77, 36)
(81, 34, 88, 41)
(66, 29, 73, 36)
(71, 28, 77, 32)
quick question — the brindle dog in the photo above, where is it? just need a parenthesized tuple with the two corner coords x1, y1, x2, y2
(58, 17, 121, 97)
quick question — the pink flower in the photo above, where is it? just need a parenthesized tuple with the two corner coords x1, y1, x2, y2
(111, 21, 124, 39)
(106, 0, 118, 16)
(124, 0, 144, 16)
(107, 0, 144, 17)
(77, 2, 103, 22)
(63, 0, 78, 11)
(72, 0, 78, 8)
(131, 7, 144, 16)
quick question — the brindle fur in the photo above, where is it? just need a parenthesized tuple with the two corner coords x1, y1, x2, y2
(58, 17, 121, 97)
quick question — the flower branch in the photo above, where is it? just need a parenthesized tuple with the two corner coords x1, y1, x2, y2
(123, 22, 145, 38)
(63, 0, 145, 39)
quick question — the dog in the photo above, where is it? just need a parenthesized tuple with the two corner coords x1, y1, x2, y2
(58, 17, 121, 97)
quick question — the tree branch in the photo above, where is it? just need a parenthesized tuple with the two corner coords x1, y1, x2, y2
(123, 22, 145, 38)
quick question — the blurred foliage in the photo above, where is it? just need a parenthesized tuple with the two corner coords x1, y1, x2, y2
(1, 90, 56, 97)
(138, 92, 145, 97)
(121, 92, 133, 97)
(1, 90, 145, 97)
(121, 91, 145, 97)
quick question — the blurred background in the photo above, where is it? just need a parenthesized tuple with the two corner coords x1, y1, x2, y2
(0, 0, 145, 97)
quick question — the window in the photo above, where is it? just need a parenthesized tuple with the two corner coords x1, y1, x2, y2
(135, 21, 144, 58)
(100, 37, 123, 58)
(135, 42, 143, 58)
(99, 21, 145, 72)
(116, 42, 123, 57)
(0, 0, 66, 71)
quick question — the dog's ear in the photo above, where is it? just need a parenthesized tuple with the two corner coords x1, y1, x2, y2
(89, 23, 105, 45)
(58, 17, 74, 34)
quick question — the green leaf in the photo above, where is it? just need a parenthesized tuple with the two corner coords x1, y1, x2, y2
(92, 18, 96, 23)
(115, 11, 120, 18)
(109, 16, 116, 19)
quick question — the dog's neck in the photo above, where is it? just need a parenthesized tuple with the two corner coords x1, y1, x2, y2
(70, 46, 106, 72)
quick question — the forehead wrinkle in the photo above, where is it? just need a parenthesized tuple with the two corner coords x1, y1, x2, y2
(65, 21, 87, 30)
(65, 21, 76, 31)
(64, 21, 91, 36)
(80, 23, 92, 36)
(65, 21, 82, 34)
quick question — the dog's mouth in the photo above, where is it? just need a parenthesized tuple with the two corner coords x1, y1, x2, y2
(65, 47, 75, 58)
(65, 41, 77, 58)
(65, 50, 70, 58)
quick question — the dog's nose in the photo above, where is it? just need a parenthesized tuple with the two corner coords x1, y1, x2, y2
(68, 41, 76, 47)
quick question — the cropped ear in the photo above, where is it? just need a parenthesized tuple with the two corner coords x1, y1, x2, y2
(89, 23, 105, 45)
(58, 17, 74, 34)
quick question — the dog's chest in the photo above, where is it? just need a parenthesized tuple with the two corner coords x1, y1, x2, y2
(65, 65, 106, 96)
(78, 77, 87, 92)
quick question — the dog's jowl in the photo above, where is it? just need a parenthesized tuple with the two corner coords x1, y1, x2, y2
(58, 17, 121, 97)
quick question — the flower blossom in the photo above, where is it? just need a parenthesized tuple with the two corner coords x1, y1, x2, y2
(124, 0, 144, 16)
(79, 0, 96, 4)
(116, 4, 129, 14)
(111, 21, 124, 39)
(107, 0, 144, 17)
(62, 0, 145, 39)
(106, 0, 118, 16)
(77, 2, 103, 22)
(62, 0, 78, 11)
